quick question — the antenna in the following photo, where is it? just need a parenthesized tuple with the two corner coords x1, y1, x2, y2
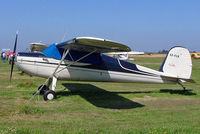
(61, 32, 67, 42)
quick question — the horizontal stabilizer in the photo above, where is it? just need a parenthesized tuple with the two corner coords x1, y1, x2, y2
(162, 74, 195, 83)
(181, 79, 195, 83)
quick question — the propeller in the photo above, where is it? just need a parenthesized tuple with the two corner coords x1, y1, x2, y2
(10, 31, 18, 82)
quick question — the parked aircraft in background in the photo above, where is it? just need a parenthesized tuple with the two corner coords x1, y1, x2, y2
(190, 52, 200, 59)
(10, 33, 194, 101)
(107, 51, 144, 60)
(30, 43, 47, 52)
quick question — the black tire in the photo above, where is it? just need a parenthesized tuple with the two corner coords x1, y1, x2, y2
(43, 90, 56, 101)
(38, 84, 49, 95)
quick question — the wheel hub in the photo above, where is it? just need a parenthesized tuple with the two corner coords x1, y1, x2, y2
(47, 93, 54, 100)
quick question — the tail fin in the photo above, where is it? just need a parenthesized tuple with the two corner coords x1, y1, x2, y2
(159, 46, 192, 79)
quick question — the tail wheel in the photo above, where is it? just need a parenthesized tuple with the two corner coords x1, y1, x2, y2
(43, 90, 56, 101)
(38, 84, 49, 95)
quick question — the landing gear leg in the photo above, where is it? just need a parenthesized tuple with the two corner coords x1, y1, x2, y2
(178, 79, 186, 90)
(51, 76, 57, 91)
(43, 76, 57, 101)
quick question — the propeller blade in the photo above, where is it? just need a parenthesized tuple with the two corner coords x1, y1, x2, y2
(10, 32, 18, 82)
(13, 32, 18, 53)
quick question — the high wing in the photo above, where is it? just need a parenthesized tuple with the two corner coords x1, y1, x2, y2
(56, 37, 131, 53)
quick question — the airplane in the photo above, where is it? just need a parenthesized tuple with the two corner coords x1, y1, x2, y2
(191, 52, 200, 59)
(106, 51, 144, 60)
(106, 52, 130, 60)
(30, 42, 47, 52)
(10, 33, 194, 101)
(116, 53, 131, 60)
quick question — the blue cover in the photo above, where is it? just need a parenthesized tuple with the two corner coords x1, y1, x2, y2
(42, 44, 62, 59)
(42, 44, 101, 65)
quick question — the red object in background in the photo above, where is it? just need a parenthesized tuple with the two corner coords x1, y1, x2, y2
(6, 52, 14, 56)
(191, 53, 200, 59)
(193, 56, 200, 59)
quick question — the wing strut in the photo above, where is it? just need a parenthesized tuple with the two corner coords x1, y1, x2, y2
(54, 49, 97, 75)
(52, 49, 70, 77)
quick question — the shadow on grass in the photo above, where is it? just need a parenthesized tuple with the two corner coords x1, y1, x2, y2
(57, 83, 144, 109)
(160, 89, 196, 95)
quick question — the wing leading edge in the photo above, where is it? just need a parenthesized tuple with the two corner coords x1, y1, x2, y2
(56, 37, 131, 53)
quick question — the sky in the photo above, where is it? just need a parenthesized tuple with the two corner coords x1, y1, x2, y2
(0, 0, 200, 52)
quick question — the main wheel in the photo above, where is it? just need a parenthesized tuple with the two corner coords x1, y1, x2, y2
(43, 90, 56, 101)
(38, 84, 49, 95)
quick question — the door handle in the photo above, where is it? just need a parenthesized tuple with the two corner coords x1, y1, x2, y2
(42, 58, 48, 62)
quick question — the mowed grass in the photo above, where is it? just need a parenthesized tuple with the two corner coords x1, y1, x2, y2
(0, 57, 200, 134)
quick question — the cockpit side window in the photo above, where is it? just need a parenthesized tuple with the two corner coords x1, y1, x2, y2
(18, 52, 47, 57)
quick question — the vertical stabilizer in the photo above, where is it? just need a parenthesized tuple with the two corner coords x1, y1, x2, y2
(160, 47, 192, 79)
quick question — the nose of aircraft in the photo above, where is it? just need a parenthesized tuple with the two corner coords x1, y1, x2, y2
(14, 54, 25, 72)
(14, 54, 21, 70)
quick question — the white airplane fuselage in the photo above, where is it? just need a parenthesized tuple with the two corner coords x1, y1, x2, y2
(15, 52, 177, 84)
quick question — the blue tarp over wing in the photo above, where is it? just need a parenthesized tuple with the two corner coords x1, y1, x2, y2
(42, 44, 101, 65)
(42, 44, 62, 59)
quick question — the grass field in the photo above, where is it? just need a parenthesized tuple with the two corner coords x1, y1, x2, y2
(0, 57, 200, 134)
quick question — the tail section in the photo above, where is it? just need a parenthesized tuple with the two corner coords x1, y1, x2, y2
(160, 46, 192, 80)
